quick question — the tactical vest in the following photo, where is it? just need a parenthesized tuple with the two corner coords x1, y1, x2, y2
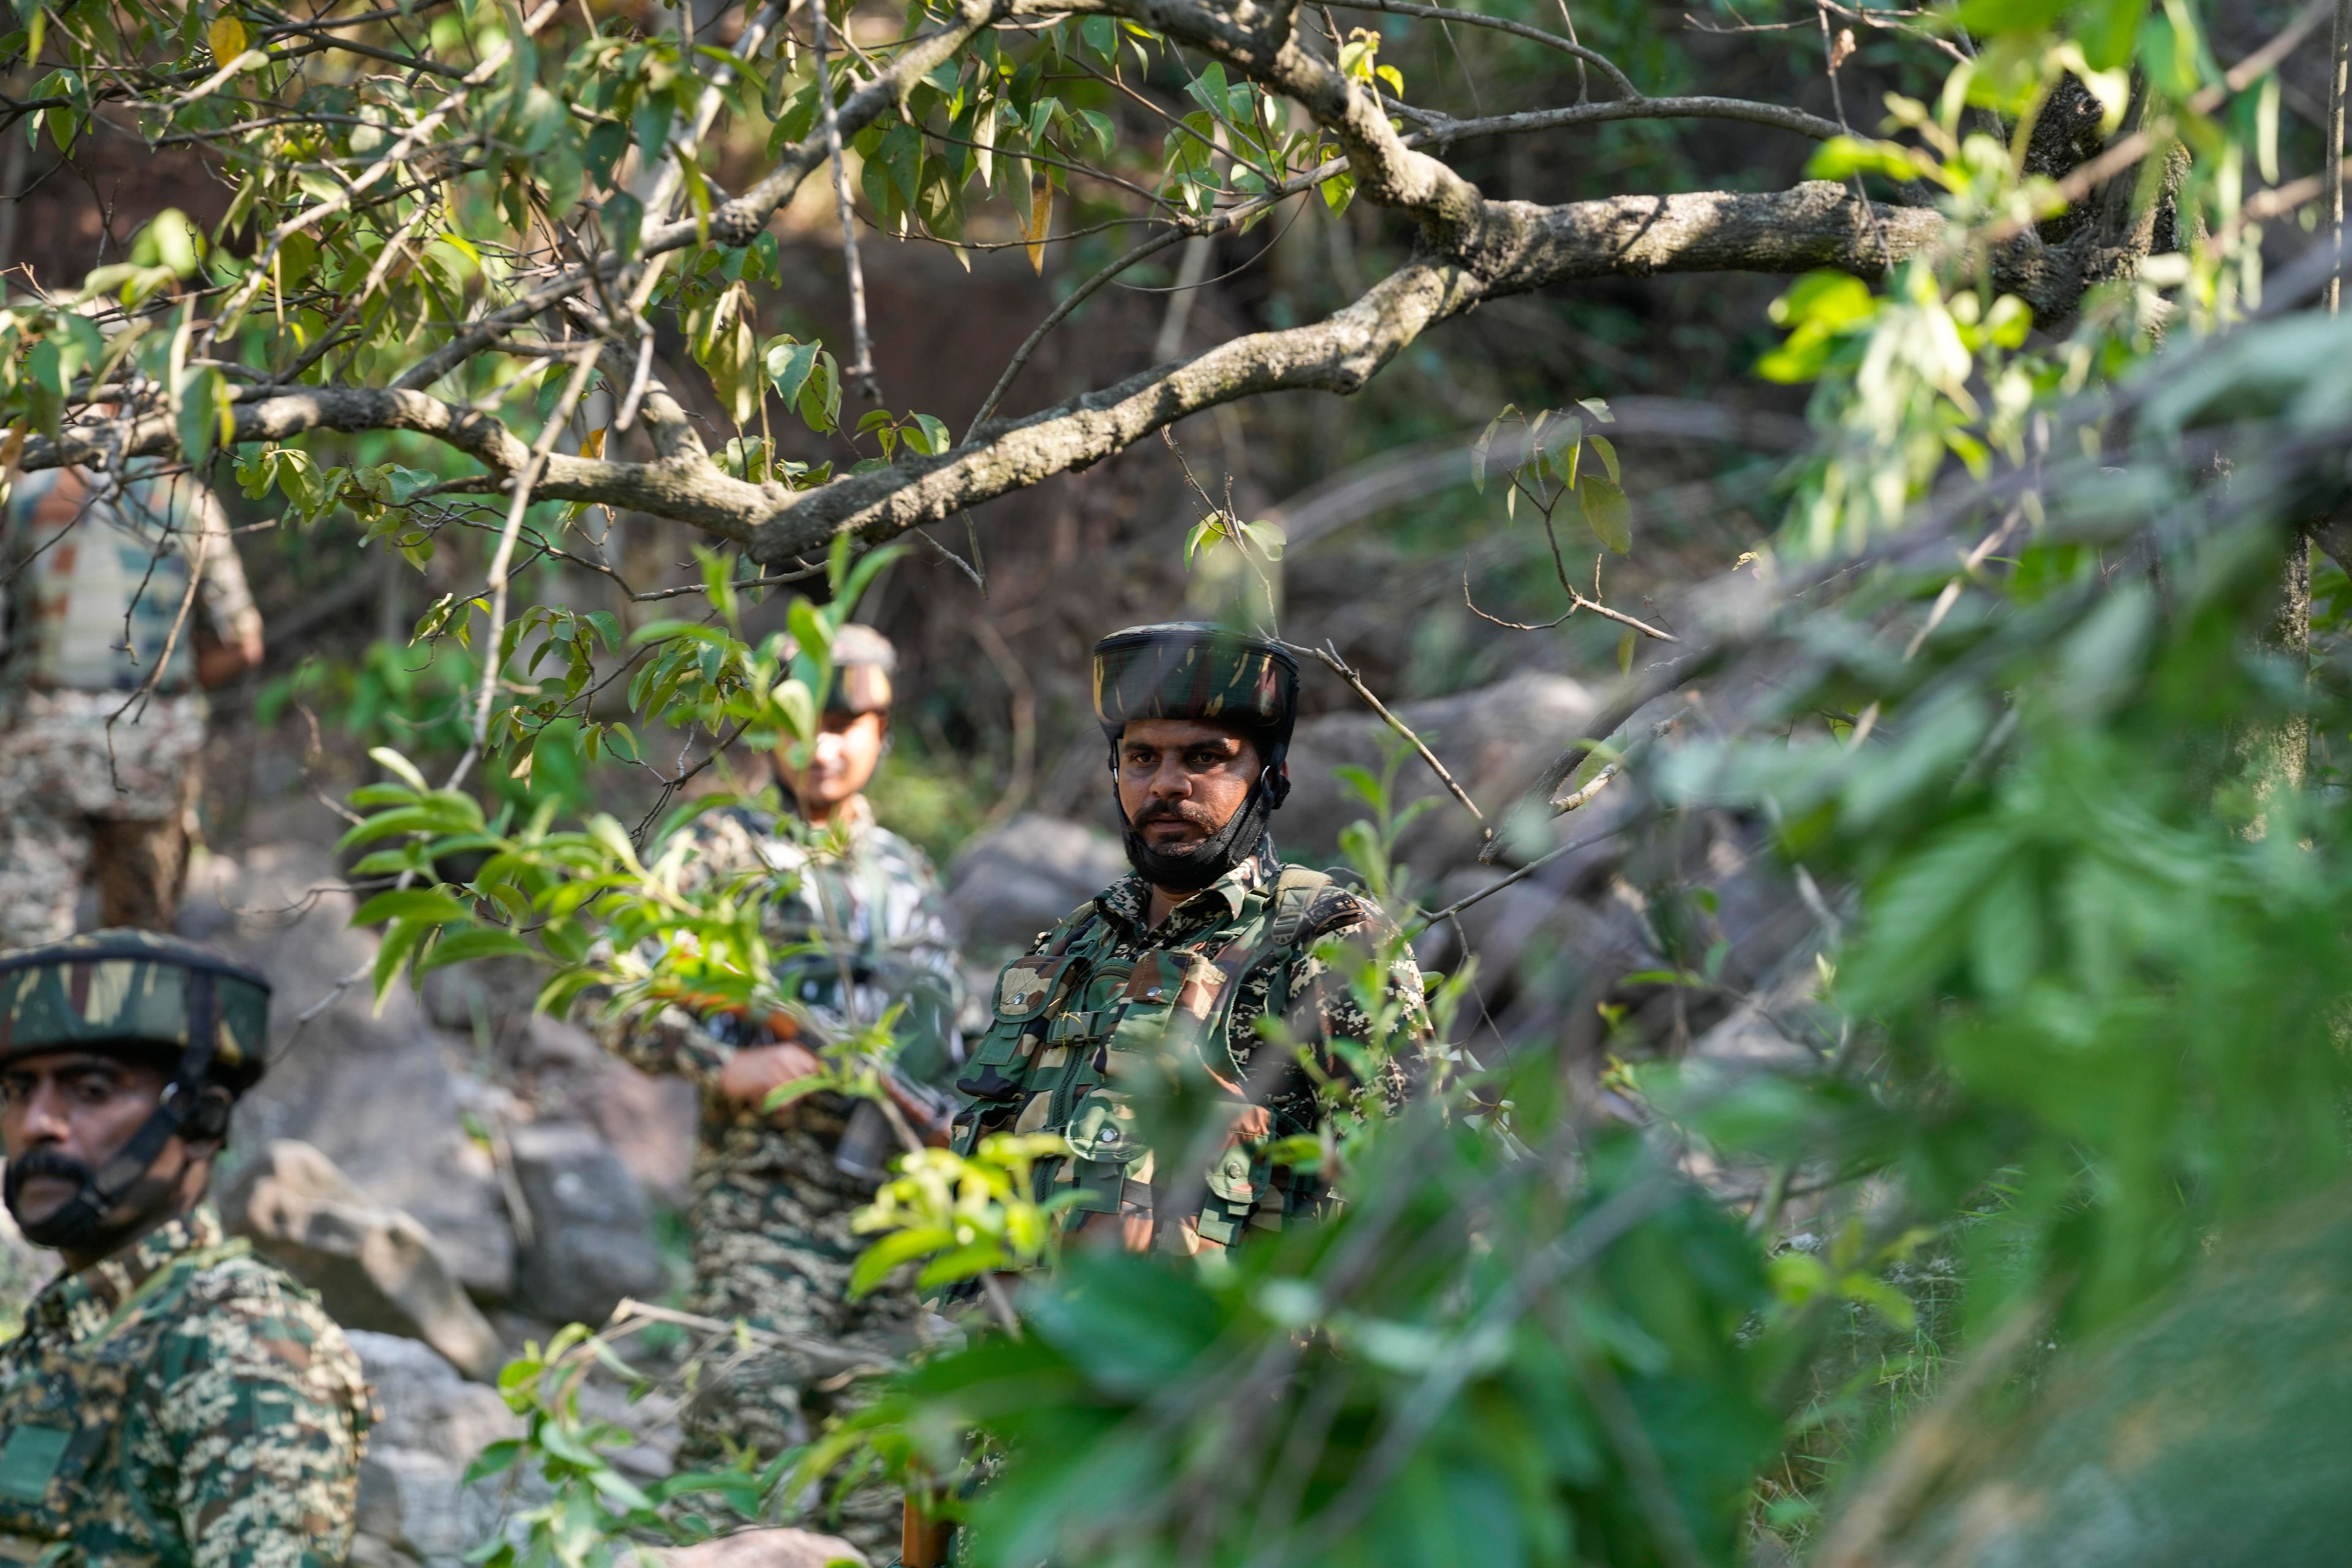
(954, 863, 1352, 1247)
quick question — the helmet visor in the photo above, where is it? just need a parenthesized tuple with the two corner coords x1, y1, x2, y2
(1093, 625, 1296, 737)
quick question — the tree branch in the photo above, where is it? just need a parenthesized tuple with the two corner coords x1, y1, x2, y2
(18, 387, 773, 542)
(744, 183, 1949, 560)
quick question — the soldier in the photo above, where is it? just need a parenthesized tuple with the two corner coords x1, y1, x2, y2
(599, 624, 960, 1552)
(0, 465, 266, 947)
(952, 622, 1429, 1256)
(0, 930, 372, 1567)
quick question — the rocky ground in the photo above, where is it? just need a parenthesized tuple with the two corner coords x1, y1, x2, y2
(0, 669, 1825, 1565)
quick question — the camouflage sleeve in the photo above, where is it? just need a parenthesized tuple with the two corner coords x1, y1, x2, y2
(149, 1289, 369, 1568)
(595, 998, 736, 1091)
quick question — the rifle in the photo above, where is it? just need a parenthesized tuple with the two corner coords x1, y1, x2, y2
(834, 1069, 957, 1181)
(650, 979, 954, 1176)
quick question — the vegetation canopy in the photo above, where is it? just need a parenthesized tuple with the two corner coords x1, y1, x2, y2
(11, 0, 2352, 1562)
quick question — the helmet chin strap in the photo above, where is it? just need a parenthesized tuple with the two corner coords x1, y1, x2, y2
(9, 972, 220, 1252)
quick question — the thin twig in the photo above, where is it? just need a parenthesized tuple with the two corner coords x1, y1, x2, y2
(448, 345, 601, 791)
(964, 223, 1196, 437)
(1283, 638, 1485, 826)
(1322, 0, 1639, 99)
(813, 0, 880, 402)
(2331, 0, 2350, 315)
(1409, 818, 1636, 934)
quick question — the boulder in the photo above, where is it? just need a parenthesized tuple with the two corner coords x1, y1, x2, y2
(569, 1065, 700, 1210)
(348, 1329, 529, 1568)
(225, 1140, 503, 1380)
(184, 844, 518, 1302)
(1280, 671, 1599, 875)
(946, 812, 1128, 956)
(654, 1529, 870, 1568)
(507, 1121, 668, 1327)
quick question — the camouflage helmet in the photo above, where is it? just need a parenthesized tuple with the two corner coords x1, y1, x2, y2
(1092, 622, 1299, 753)
(783, 622, 895, 716)
(0, 930, 270, 1094)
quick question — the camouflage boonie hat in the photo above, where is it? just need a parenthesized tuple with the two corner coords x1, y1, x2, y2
(1092, 623, 1299, 745)
(0, 930, 271, 1092)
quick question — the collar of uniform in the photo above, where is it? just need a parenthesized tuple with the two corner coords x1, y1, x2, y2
(1098, 843, 1276, 939)
(26, 1204, 225, 1345)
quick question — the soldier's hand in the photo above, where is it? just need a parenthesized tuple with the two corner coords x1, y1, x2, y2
(719, 1042, 824, 1112)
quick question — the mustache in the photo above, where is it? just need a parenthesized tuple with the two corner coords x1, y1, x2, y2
(6, 1150, 94, 1187)
(1133, 799, 1219, 829)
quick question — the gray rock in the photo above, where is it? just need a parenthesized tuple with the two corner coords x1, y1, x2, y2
(184, 845, 518, 1302)
(347, 1329, 528, 1568)
(225, 1140, 503, 1381)
(1280, 670, 1599, 876)
(946, 812, 1128, 955)
(654, 1529, 870, 1568)
(507, 1121, 668, 1327)
(569, 1065, 699, 1211)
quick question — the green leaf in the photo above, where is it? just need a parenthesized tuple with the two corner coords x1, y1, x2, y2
(765, 336, 819, 405)
(1581, 476, 1631, 554)
(1241, 519, 1286, 560)
(370, 748, 431, 790)
(2076, 0, 2143, 69)
(1952, 0, 2068, 32)
(352, 889, 470, 927)
(176, 367, 224, 466)
(905, 412, 950, 456)
(850, 1226, 956, 1297)
(1589, 434, 1620, 486)
(462, 1439, 524, 1487)
(417, 927, 537, 971)
(372, 918, 434, 1003)
(1804, 135, 1926, 184)
(788, 596, 831, 663)
(602, 190, 644, 261)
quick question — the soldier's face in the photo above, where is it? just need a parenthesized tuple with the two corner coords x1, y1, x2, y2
(1118, 718, 1264, 846)
(0, 1050, 175, 1226)
(776, 709, 887, 812)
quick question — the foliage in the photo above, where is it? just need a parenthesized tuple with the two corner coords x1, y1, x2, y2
(31, 0, 2343, 1561)
(464, 1320, 830, 1567)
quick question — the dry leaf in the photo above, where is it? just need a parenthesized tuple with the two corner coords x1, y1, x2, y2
(1829, 27, 1855, 71)
(1027, 185, 1050, 275)
(209, 10, 247, 66)
(581, 426, 608, 461)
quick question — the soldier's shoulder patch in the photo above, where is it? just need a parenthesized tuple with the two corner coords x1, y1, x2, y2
(1299, 884, 1381, 940)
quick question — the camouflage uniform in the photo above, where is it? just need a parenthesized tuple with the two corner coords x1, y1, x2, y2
(0, 1204, 372, 1568)
(0, 932, 369, 1567)
(953, 843, 1428, 1249)
(603, 797, 960, 1550)
(0, 467, 261, 947)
